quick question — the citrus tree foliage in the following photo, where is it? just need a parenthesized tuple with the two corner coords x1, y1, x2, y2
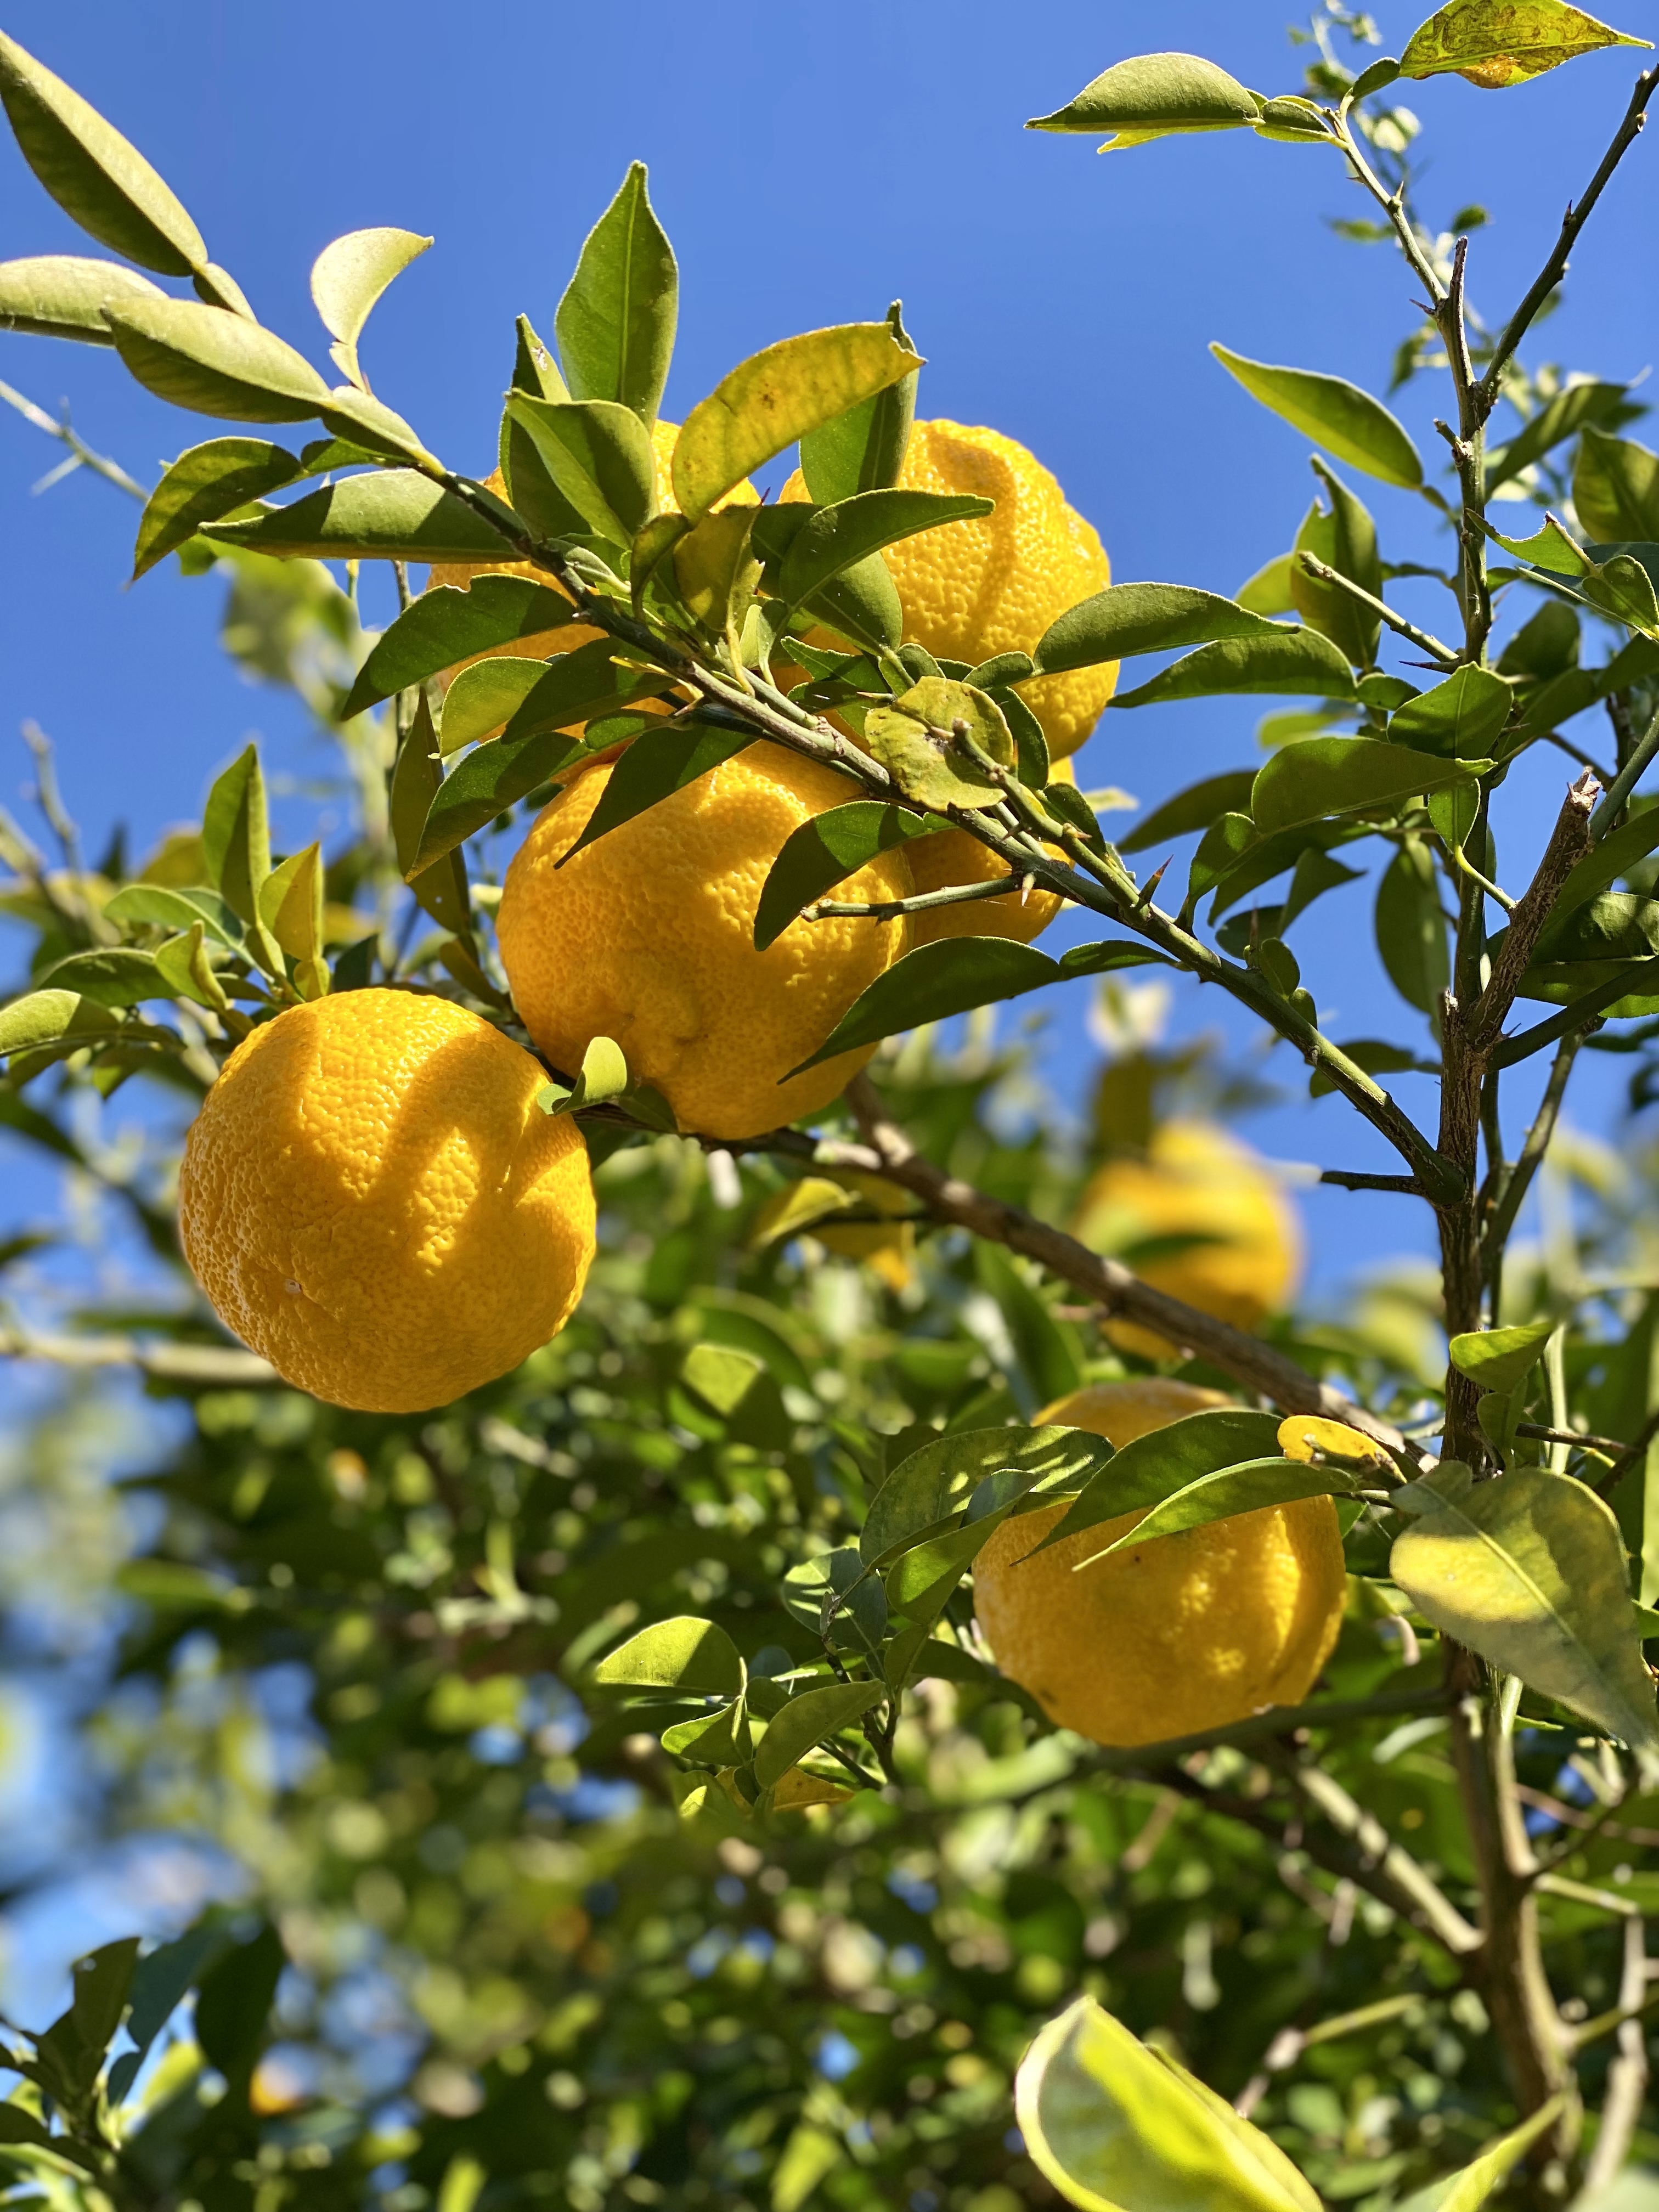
(1, 2, 1659, 2207)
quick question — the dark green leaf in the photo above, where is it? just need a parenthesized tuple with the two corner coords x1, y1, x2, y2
(1027, 52, 1262, 147)
(103, 294, 329, 423)
(132, 437, 304, 580)
(786, 935, 1164, 1076)
(1376, 836, 1450, 1016)
(592, 1616, 743, 1693)
(35, 949, 164, 1008)
(504, 393, 657, 543)
(1574, 428, 1659, 544)
(798, 302, 919, 501)
(1554, 804, 1659, 920)
(202, 470, 515, 562)
(0, 31, 207, 275)
(202, 743, 272, 933)
(410, 725, 584, 874)
(1531, 890, 1659, 967)
(802, 552, 904, 654)
(1211, 344, 1424, 488)
(343, 575, 578, 718)
(393, 692, 471, 934)
(562, 723, 754, 862)
(1290, 462, 1381, 669)
(1488, 381, 1634, 491)
(499, 639, 677, 748)
(0, 2104, 59, 2153)
(194, 1922, 284, 2083)
(754, 800, 942, 951)
(974, 1241, 1082, 1409)
(673, 323, 923, 520)
(1035, 583, 1279, 675)
(555, 162, 677, 427)
(1252, 737, 1486, 834)
(1388, 663, 1512, 758)
(1036, 1408, 1284, 1553)
(1121, 771, 1259, 854)
(120, 1923, 232, 2090)
(1112, 627, 1357, 709)
(861, 1425, 1116, 1567)
(755, 1681, 884, 1788)
(775, 490, 991, 608)
(1497, 600, 1581, 681)
(0, 252, 165, 343)
(1081, 1456, 1369, 1562)
(1401, 0, 1650, 87)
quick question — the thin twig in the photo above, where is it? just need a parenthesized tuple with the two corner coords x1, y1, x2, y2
(1580, 1916, 1650, 2191)
(0, 1324, 276, 1385)
(1470, 775, 1599, 1052)
(1296, 555, 1459, 667)
(1481, 1028, 1587, 1276)
(805, 874, 1032, 924)
(1595, 1405, 1659, 1499)
(0, 378, 148, 501)
(1321, 1170, 1425, 1194)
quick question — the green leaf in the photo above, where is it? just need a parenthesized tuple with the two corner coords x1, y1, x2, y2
(1035, 584, 1279, 675)
(409, 726, 586, 875)
(1489, 511, 1590, 575)
(202, 743, 272, 929)
(1027, 52, 1263, 148)
(1401, 0, 1650, 86)
(344, 577, 577, 719)
(35, 949, 164, 1009)
(1035, 1408, 1283, 1554)
(1389, 664, 1512, 758)
(0, 2103, 62, 2154)
(52, 1939, 140, 2094)
(798, 302, 919, 501)
(201, 471, 515, 562)
(153, 922, 230, 1013)
(662, 1697, 752, 1768)
(1375, 838, 1451, 1017)
(754, 800, 942, 951)
(787, 935, 1165, 1077)
(1252, 737, 1487, 835)
(592, 1616, 743, 1694)
(1554, 803, 1659, 921)
(1574, 428, 1659, 544)
(1237, 552, 1299, 618)
(674, 506, 761, 640)
(309, 226, 431, 385)
(562, 723, 754, 862)
(1448, 1318, 1556, 1392)
(0, 252, 166, 343)
(257, 842, 327, 999)
(392, 693, 471, 935)
(775, 490, 992, 608)
(132, 437, 304, 580)
(1080, 1457, 1369, 1563)
(682, 1342, 764, 1417)
(194, 1922, 284, 2083)
(861, 1425, 1118, 1567)
(802, 551, 905, 654)
(555, 162, 677, 428)
(1112, 627, 1357, 709)
(504, 393, 657, 543)
(540, 1035, 630, 1119)
(1015, 1996, 1322, 2212)
(437, 658, 550, 754)
(862, 677, 1012, 810)
(1120, 771, 1259, 854)
(1531, 890, 1659, 968)
(0, 31, 208, 275)
(673, 322, 923, 520)
(1487, 381, 1633, 491)
(1211, 343, 1425, 488)
(1290, 463, 1381, 670)
(102, 294, 329, 422)
(111, 1922, 233, 2108)
(103, 882, 244, 949)
(1391, 1464, 1659, 1753)
(755, 1680, 885, 1789)
(1405, 2100, 1570, 2212)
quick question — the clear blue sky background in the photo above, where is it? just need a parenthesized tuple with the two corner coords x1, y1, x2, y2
(0, 0, 1656, 1311)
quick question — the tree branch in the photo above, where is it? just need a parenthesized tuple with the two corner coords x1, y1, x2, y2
(0, 1324, 275, 1385)
(1469, 775, 1599, 1053)
(1296, 555, 1459, 668)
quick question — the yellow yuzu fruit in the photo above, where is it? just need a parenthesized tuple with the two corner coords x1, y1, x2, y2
(179, 989, 595, 1413)
(905, 759, 1076, 948)
(496, 741, 912, 1141)
(781, 419, 1115, 758)
(1073, 1120, 1302, 1361)
(972, 1379, 1346, 1746)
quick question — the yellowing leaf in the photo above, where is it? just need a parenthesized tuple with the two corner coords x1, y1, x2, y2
(1015, 1996, 1321, 2212)
(1401, 0, 1650, 87)
(770, 1769, 856, 1811)
(1278, 1414, 1395, 1471)
(672, 323, 923, 520)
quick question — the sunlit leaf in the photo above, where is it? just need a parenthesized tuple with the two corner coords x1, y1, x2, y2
(1400, 0, 1649, 87)
(754, 1681, 885, 1788)
(343, 576, 578, 718)
(592, 1616, 743, 1694)
(1388, 664, 1511, 758)
(0, 252, 165, 343)
(1448, 1318, 1555, 1391)
(860, 1425, 1117, 1567)
(1120, 771, 1259, 854)
(1252, 737, 1488, 834)
(1027, 52, 1263, 149)
(310, 226, 431, 384)
(1036, 584, 1278, 675)
(201, 471, 515, 562)
(1211, 344, 1424, 488)
(754, 800, 942, 951)
(775, 489, 991, 608)
(504, 393, 657, 543)
(102, 294, 330, 422)
(132, 437, 304, 580)
(437, 659, 549, 754)
(1112, 627, 1357, 709)
(555, 162, 677, 427)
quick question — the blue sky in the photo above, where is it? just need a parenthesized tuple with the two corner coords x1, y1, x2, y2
(0, 0, 1656, 1304)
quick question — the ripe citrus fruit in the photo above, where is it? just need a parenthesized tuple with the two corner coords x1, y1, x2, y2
(496, 741, 911, 1141)
(781, 419, 1116, 758)
(973, 1379, 1346, 1747)
(1073, 1120, 1302, 1361)
(904, 759, 1076, 948)
(427, 420, 757, 698)
(179, 989, 595, 1413)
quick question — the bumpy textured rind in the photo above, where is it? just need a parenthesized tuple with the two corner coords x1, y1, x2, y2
(973, 1380, 1346, 1748)
(1073, 1120, 1303, 1361)
(179, 990, 595, 1413)
(783, 417, 1117, 758)
(496, 742, 912, 1141)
